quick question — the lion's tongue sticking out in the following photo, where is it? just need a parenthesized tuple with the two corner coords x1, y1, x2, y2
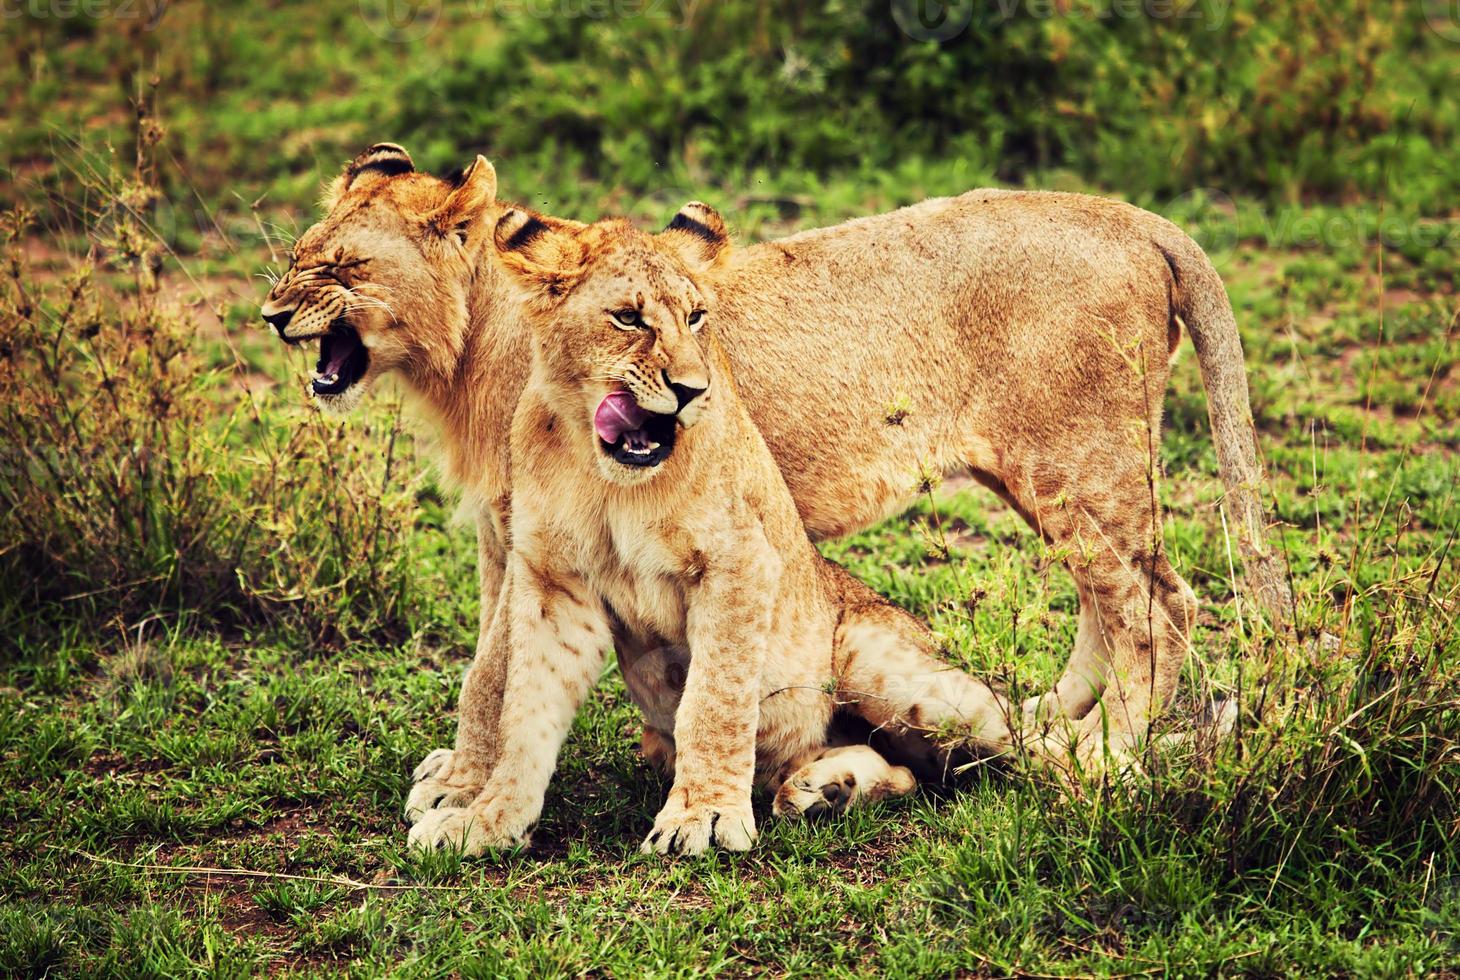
(594, 391, 651, 444)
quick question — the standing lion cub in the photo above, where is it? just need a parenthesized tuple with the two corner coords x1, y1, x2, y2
(407, 207, 1012, 856)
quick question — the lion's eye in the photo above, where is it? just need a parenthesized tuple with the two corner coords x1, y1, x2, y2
(687, 309, 706, 331)
(611, 309, 642, 329)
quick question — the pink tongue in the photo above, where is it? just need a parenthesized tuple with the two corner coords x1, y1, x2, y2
(594, 391, 651, 443)
(319, 334, 356, 375)
(322, 346, 351, 375)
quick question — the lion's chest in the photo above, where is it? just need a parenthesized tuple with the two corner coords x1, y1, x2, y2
(550, 507, 696, 647)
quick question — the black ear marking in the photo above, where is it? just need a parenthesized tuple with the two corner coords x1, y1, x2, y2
(493, 209, 586, 297)
(661, 201, 729, 267)
(501, 213, 549, 252)
(352, 157, 414, 180)
(346, 143, 415, 183)
(365, 141, 410, 158)
(665, 212, 721, 245)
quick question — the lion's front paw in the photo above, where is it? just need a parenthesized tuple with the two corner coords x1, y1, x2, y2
(641, 800, 756, 857)
(411, 748, 454, 782)
(402, 749, 484, 825)
(404, 778, 480, 825)
(1021, 691, 1063, 727)
(407, 802, 532, 857)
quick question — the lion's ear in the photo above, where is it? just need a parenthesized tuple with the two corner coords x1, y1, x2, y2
(659, 201, 729, 270)
(493, 208, 587, 298)
(324, 142, 415, 208)
(430, 155, 498, 245)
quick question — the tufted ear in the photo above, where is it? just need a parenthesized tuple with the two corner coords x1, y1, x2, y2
(324, 142, 416, 209)
(493, 208, 588, 299)
(429, 155, 498, 245)
(658, 201, 729, 271)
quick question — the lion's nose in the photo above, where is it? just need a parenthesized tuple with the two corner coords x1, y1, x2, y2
(668, 379, 708, 412)
(262, 308, 294, 334)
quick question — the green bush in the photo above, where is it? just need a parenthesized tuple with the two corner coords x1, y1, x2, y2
(0, 159, 434, 648)
(4, 1, 1452, 225)
(393, 0, 1453, 210)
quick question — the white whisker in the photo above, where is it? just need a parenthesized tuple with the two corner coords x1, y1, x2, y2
(342, 288, 399, 324)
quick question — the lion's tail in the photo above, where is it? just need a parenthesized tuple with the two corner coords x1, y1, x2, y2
(1152, 222, 1292, 630)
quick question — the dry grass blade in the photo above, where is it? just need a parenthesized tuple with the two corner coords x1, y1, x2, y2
(59, 847, 471, 893)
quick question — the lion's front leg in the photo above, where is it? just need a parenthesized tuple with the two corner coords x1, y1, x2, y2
(642, 543, 778, 858)
(406, 518, 508, 824)
(409, 556, 611, 855)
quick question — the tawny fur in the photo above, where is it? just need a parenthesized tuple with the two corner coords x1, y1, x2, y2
(260, 145, 1290, 825)
(407, 215, 1007, 855)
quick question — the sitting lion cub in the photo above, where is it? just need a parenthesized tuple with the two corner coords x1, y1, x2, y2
(408, 205, 1013, 857)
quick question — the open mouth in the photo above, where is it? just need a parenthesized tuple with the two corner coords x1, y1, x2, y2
(311, 322, 369, 396)
(594, 390, 677, 468)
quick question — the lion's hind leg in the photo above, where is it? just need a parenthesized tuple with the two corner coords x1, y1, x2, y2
(1020, 580, 1113, 725)
(831, 578, 1014, 773)
(994, 450, 1199, 776)
(639, 726, 677, 777)
(772, 744, 916, 819)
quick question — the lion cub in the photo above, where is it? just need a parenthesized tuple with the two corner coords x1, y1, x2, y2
(408, 205, 1013, 857)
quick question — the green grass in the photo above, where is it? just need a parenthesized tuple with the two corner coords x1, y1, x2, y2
(3, 4, 1460, 974)
(2, 208, 1457, 973)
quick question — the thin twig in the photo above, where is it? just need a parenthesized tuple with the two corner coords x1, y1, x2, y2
(60, 847, 472, 892)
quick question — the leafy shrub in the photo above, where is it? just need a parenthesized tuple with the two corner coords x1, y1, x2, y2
(0, 145, 435, 648)
(5, 1, 1451, 227)
(393, 0, 1452, 211)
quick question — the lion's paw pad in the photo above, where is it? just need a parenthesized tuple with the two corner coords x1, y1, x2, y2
(773, 774, 858, 820)
(772, 748, 916, 820)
